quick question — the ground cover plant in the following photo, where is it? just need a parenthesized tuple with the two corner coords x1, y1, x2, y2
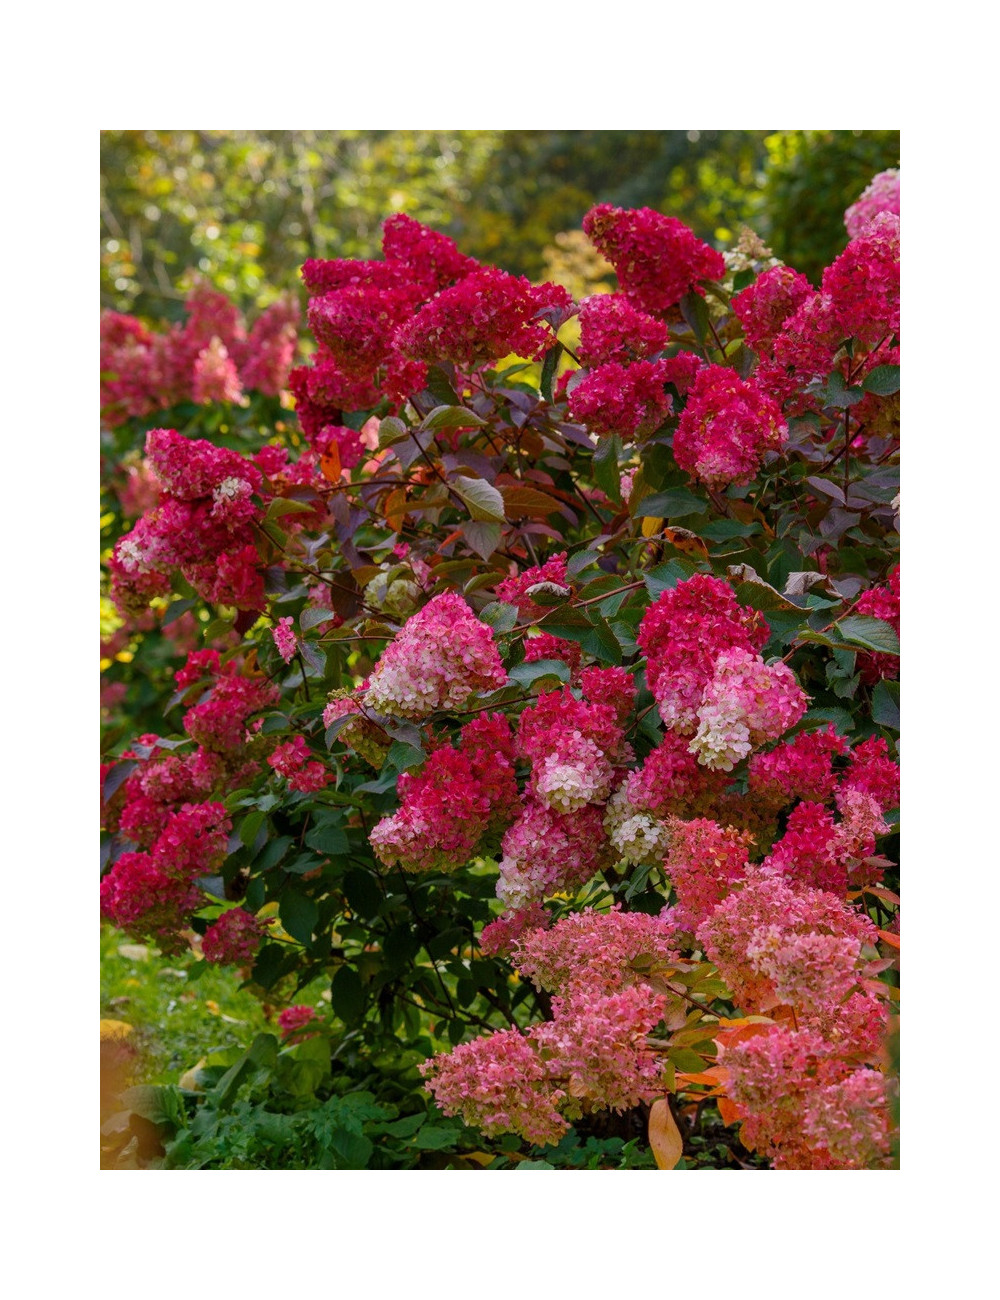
(100, 171, 900, 1170)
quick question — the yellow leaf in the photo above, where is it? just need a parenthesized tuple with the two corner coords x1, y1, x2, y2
(641, 515, 664, 537)
(648, 1098, 683, 1170)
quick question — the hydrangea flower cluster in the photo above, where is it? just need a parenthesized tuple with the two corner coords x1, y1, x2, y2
(844, 169, 900, 239)
(272, 618, 298, 665)
(100, 800, 231, 952)
(101, 284, 299, 427)
(697, 872, 877, 1016)
(516, 685, 631, 814)
(567, 358, 674, 441)
(109, 429, 270, 615)
(364, 592, 507, 719)
(731, 265, 814, 354)
(495, 551, 570, 617)
(201, 907, 271, 966)
(672, 365, 788, 488)
(277, 1005, 320, 1042)
(370, 714, 520, 872)
(582, 204, 726, 315)
(576, 293, 669, 365)
(748, 725, 850, 808)
(396, 267, 572, 368)
(267, 735, 331, 793)
(688, 648, 807, 772)
(661, 817, 753, 933)
(637, 574, 769, 733)
(424, 907, 678, 1142)
(497, 801, 613, 911)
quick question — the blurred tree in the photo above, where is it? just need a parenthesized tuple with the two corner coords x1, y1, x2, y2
(101, 130, 899, 321)
(759, 129, 900, 282)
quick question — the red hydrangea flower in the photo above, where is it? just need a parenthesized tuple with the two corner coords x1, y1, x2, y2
(567, 359, 673, 441)
(201, 908, 270, 966)
(582, 204, 725, 315)
(673, 365, 787, 488)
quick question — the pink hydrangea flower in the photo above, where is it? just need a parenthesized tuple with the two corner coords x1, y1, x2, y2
(201, 908, 270, 966)
(278, 1005, 319, 1041)
(688, 648, 807, 772)
(272, 617, 298, 665)
(365, 592, 507, 719)
(844, 169, 900, 239)
(637, 575, 769, 734)
(576, 293, 668, 366)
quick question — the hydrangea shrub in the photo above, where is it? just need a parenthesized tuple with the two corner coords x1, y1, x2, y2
(101, 177, 900, 1170)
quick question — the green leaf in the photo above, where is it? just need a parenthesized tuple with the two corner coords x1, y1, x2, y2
(478, 601, 518, 633)
(642, 558, 699, 597)
(452, 475, 506, 523)
(342, 869, 382, 920)
(508, 659, 571, 689)
(679, 290, 711, 343)
(305, 824, 349, 857)
(861, 365, 900, 396)
(422, 405, 487, 431)
(266, 497, 317, 519)
(331, 965, 365, 1023)
(377, 416, 409, 448)
(871, 679, 900, 730)
(592, 433, 623, 503)
(461, 520, 502, 560)
(256, 835, 293, 873)
(634, 487, 705, 520)
(300, 606, 334, 632)
(539, 607, 622, 664)
(837, 615, 900, 655)
(733, 268, 756, 293)
(824, 370, 865, 408)
(727, 564, 798, 612)
(540, 342, 562, 403)
(386, 741, 425, 772)
(280, 891, 318, 945)
(412, 1125, 463, 1150)
(239, 809, 266, 848)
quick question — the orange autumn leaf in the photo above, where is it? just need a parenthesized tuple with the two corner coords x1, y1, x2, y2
(648, 1098, 684, 1170)
(320, 443, 342, 484)
(877, 929, 900, 949)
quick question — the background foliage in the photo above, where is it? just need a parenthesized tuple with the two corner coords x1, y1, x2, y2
(101, 129, 899, 319)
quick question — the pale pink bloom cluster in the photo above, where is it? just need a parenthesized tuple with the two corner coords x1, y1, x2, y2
(365, 591, 507, 719)
(517, 685, 631, 814)
(423, 907, 677, 1142)
(420, 1028, 568, 1146)
(513, 906, 678, 998)
(497, 800, 612, 911)
(688, 648, 807, 772)
(534, 987, 666, 1116)
(801, 1069, 894, 1167)
(698, 872, 877, 1016)
(700, 870, 894, 1168)
(603, 783, 673, 868)
(844, 169, 900, 239)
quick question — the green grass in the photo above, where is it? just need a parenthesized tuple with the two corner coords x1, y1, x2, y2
(100, 925, 273, 1085)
